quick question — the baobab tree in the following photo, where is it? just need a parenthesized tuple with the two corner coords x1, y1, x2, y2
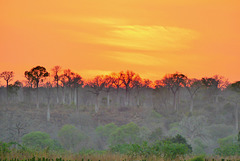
(52, 66, 61, 104)
(132, 74, 143, 107)
(162, 72, 187, 111)
(44, 81, 52, 122)
(201, 75, 229, 103)
(120, 71, 137, 106)
(0, 71, 14, 103)
(104, 75, 114, 108)
(111, 72, 123, 107)
(60, 69, 75, 105)
(229, 81, 240, 131)
(72, 73, 83, 110)
(24, 66, 49, 108)
(184, 78, 202, 114)
(87, 75, 105, 113)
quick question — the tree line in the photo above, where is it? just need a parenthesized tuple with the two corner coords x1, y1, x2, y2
(0, 65, 240, 124)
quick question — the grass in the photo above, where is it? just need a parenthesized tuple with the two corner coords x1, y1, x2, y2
(2, 151, 240, 161)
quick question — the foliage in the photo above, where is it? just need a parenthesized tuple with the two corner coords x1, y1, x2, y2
(148, 127, 163, 142)
(108, 122, 143, 145)
(214, 134, 240, 156)
(58, 124, 85, 151)
(110, 135, 191, 160)
(22, 131, 57, 150)
(189, 155, 205, 161)
(96, 123, 118, 142)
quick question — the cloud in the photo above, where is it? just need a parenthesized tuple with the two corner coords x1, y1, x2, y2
(96, 25, 199, 51)
(106, 52, 166, 66)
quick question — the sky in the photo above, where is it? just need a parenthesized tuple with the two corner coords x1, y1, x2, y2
(0, 0, 240, 84)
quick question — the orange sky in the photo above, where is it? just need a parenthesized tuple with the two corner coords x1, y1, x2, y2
(0, 0, 240, 84)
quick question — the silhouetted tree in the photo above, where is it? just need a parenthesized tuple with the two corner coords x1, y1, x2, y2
(229, 81, 240, 130)
(111, 72, 123, 107)
(44, 81, 52, 122)
(162, 72, 187, 111)
(87, 75, 105, 113)
(120, 71, 137, 106)
(184, 78, 202, 114)
(132, 74, 143, 107)
(104, 75, 114, 108)
(52, 66, 61, 104)
(72, 73, 83, 110)
(60, 69, 75, 105)
(25, 66, 49, 108)
(0, 71, 14, 103)
(201, 75, 229, 103)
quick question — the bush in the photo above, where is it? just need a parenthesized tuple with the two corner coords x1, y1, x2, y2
(189, 155, 205, 161)
(108, 122, 143, 145)
(148, 127, 163, 142)
(58, 124, 85, 151)
(22, 131, 55, 150)
(96, 123, 118, 142)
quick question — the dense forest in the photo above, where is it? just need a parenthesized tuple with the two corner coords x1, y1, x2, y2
(1, 65, 240, 159)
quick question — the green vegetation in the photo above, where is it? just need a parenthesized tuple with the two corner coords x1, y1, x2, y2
(22, 131, 56, 150)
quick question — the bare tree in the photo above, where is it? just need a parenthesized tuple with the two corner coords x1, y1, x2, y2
(111, 72, 123, 107)
(87, 75, 105, 113)
(104, 75, 114, 108)
(52, 66, 61, 104)
(120, 70, 137, 106)
(162, 72, 187, 111)
(229, 81, 240, 130)
(72, 73, 83, 110)
(184, 78, 202, 114)
(0, 71, 14, 103)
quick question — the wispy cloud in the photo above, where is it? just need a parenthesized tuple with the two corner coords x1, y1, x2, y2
(106, 52, 167, 66)
(97, 25, 199, 51)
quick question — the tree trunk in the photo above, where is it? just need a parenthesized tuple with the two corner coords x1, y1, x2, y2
(76, 87, 79, 110)
(47, 103, 50, 122)
(74, 88, 77, 106)
(69, 88, 71, 105)
(236, 103, 239, 131)
(95, 94, 99, 113)
(107, 92, 110, 108)
(173, 92, 177, 111)
(190, 95, 194, 114)
(6, 80, 9, 104)
(36, 84, 39, 109)
(56, 86, 59, 104)
(62, 87, 65, 104)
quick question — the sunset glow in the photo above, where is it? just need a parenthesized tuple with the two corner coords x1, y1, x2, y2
(0, 0, 240, 83)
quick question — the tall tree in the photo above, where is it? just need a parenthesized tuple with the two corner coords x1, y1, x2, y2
(111, 72, 123, 107)
(201, 75, 229, 103)
(104, 75, 114, 108)
(87, 75, 105, 113)
(162, 72, 187, 111)
(52, 66, 61, 104)
(184, 78, 202, 114)
(60, 69, 75, 105)
(0, 71, 14, 103)
(72, 73, 83, 110)
(24, 66, 49, 108)
(132, 74, 143, 107)
(44, 81, 52, 122)
(120, 70, 137, 106)
(229, 81, 240, 130)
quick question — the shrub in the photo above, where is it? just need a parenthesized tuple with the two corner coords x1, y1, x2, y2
(189, 155, 205, 161)
(148, 127, 163, 142)
(96, 123, 118, 142)
(58, 124, 85, 151)
(108, 122, 142, 145)
(22, 131, 55, 150)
